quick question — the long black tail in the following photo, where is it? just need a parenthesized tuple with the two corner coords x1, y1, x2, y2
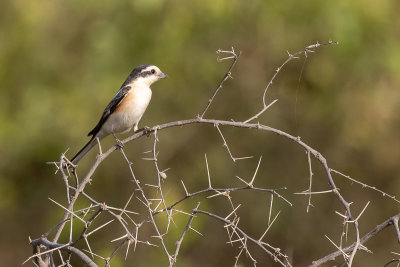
(71, 136, 98, 165)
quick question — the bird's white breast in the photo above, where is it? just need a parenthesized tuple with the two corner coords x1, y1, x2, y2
(102, 85, 152, 134)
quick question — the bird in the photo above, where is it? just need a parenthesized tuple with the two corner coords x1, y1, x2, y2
(70, 64, 167, 165)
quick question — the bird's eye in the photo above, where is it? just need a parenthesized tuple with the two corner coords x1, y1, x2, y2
(151, 69, 155, 74)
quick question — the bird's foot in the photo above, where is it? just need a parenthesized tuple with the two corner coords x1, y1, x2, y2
(116, 140, 124, 149)
(143, 126, 152, 137)
(112, 133, 124, 149)
(134, 126, 153, 136)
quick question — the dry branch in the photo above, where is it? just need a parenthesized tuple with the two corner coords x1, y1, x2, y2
(28, 42, 400, 267)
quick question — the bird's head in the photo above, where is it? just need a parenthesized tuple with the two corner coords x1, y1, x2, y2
(124, 64, 167, 88)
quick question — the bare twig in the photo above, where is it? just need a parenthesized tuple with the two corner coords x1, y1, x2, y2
(31, 42, 398, 267)
(244, 41, 338, 124)
(200, 47, 241, 118)
(331, 169, 400, 204)
(28, 237, 97, 267)
(193, 208, 291, 266)
(169, 202, 201, 266)
(310, 213, 400, 266)
(215, 124, 253, 162)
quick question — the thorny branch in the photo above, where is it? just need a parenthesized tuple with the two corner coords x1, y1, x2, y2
(193, 209, 291, 266)
(29, 41, 400, 267)
(310, 213, 400, 266)
(200, 46, 241, 118)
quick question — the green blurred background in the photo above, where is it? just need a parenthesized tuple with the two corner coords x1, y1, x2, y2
(1, 0, 400, 266)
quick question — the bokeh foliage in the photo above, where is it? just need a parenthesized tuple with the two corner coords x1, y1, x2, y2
(1, 0, 400, 266)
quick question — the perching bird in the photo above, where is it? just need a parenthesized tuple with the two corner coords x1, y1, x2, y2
(71, 64, 167, 165)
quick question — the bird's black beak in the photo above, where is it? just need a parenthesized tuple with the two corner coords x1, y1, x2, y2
(158, 72, 168, 79)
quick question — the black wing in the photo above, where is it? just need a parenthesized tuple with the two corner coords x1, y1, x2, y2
(87, 85, 131, 136)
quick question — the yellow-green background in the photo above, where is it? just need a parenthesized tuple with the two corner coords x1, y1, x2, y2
(1, 0, 400, 266)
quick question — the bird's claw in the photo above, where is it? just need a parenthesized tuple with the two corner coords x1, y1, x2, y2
(116, 139, 124, 149)
(112, 133, 124, 149)
(143, 126, 152, 137)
